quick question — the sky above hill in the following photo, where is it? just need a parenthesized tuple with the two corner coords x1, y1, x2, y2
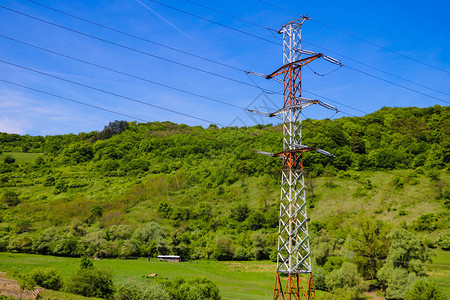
(0, 0, 449, 135)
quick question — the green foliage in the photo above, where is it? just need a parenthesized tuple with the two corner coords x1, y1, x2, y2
(377, 263, 417, 299)
(325, 262, 363, 291)
(230, 203, 249, 222)
(20, 267, 63, 290)
(347, 217, 390, 280)
(413, 213, 438, 231)
(116, 280, 170, 300)
(65, 259, 114, 299)
(167, 277, 221, 300)
(386, 229, 431, 274)
(3, 155, 15, 164)
(80, 257, 94, 269)
(404, 280, 447, 300)
(1, 190, 20, 207)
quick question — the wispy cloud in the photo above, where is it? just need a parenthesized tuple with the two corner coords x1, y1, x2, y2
(0, 88, 98, 135)
(136, 0, 195, 41)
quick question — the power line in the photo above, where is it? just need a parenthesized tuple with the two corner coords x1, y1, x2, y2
(134, 1, 450, 103)
(0, 79, 150, 123)
(0, 34, 247, 111)
(343, 64, 449, 105)
(256, 0, 450, 75)
(0, 59, 226, 126)
(143, 0, 280, 45)
(7, 4, 447, 112)
(184, 0, 276, 32)
(24, 0, 246, 73)
(0, 5, 277, 93)
(5, 5, 443, 120)
(301, 41, 450, 104)
(0, 33, 362, 119)
(183, 0, 449, 97)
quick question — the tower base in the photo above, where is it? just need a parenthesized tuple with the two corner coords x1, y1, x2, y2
(273, 272, 316, 300)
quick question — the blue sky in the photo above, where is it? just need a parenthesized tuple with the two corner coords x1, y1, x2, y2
(0, 0, 448, 135)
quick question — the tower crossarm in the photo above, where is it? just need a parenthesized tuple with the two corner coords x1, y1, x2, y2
(266, 54, 323, 79)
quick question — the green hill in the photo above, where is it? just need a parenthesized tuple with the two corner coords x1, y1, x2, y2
(0, 105, 448, 298)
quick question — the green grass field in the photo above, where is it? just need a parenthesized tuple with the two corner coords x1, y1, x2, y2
(0, 152, 42, 164)
(0, 252, 448, 299)
(0, 253, 334, 299)
(426, 250, 450, 295)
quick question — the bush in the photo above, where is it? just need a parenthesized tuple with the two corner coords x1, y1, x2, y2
(116, 281, 170, 300)
(20, 267, 63, 290)
(1, 190, 20, 207)
(3, 156, 15, 164)
(170, 277, 221, 300)
(404, 280, 446, 300)
(65, 258, 114, 299)
(325, 262, 363, 291)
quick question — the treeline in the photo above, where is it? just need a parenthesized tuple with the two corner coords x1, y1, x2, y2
(0, 106, 449, 299)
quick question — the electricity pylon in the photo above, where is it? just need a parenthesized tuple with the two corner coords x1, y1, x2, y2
(247, 16, 342, 299)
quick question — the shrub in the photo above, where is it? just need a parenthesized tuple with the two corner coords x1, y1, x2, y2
(1, 190, 20, 207)
(3, 156, 15, 164)
(404, 280, 446, 300)
(65, 258, 114, 299)
(116, 281, 170, 300)
(413, 213, 438, 231)
(312, 266, 327, 291)
(437, 234, 450, 250)
(325, 262, 362, 291)
(20, 268, 63, 290)
(170, 277, 221, 300)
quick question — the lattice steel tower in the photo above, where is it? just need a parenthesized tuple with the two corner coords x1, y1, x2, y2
(249, 16, 342, 299)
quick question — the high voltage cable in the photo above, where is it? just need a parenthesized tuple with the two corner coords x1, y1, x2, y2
(0, 59, 226, 126)
(187, 0, 450, 97)
(0, 33, 361, 118)
(256, 0, 450, 75)
(183, 0, 276, 32)
(143, 0, 280, 45)
(136, 1, 450, 101)
(0, 79, 150, 123)
(0, 5, 278, 94)
(24, 0, 245, 73)
(0, 34, 246, 111)
(4, 5, 445, 113)
(300, 41, 450, 104)
(342, 63, 449, 105)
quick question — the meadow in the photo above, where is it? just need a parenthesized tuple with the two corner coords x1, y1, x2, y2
(0, 251, 448, 299)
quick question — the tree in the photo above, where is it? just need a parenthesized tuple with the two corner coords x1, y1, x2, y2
(377, 263, 417, 299)
(404, 280, 447, 300)
(325, 262, 363, 291)
(347, 217, 390, 279)
(386, 229, 431, 274)
(97, 120, 129, 140)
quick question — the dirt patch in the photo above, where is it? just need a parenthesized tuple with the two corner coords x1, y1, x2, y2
(365, 291, 385, 299)
(0, 272, 42, 299)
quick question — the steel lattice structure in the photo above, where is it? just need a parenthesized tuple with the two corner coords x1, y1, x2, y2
(247, 16, 341, 299)
(246, 17, 341, 300)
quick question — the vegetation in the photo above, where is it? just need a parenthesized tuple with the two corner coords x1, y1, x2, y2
(0, 106, 448, 299)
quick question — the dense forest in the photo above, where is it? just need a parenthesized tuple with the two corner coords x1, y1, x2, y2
(0, 105, 449, 299)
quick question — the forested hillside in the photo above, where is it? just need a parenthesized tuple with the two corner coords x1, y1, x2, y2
(0, 105, 449, 298)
